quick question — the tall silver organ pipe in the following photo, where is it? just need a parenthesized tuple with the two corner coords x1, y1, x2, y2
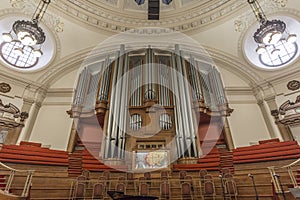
(130, 57, 143, 107)
(171, 45, 198, 158)
(170, 53, 184, 158)
(144, 48, 156, 100)
(104, 45, 129, 159)
(188, 57, 203, 101)
(178, 49, 197, 158)
(158, 56, 171, 106)
(104, 50, 121, 158)
(118, 53, 129, 158)
(98, 58, 112, 102)
(73, 67, 89, 105)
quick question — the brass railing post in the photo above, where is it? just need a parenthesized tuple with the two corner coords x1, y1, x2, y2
(5, 170, 15, 193)
(21, 170, 34, 197)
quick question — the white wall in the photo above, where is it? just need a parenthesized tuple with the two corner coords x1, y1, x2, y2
(29, 69, 77, 150)
(220, 67, 271, 147)
(228, 103, 270, 147)
(29, 105, 72, 150)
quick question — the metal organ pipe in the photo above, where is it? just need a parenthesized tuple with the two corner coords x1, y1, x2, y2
(144, 50, 149, 100)
(119, 53, 129, 158)
(179, 49, 197, 157)
(138, 63, 142, 106)
(158, 57, 171, 107)
(162, 65, 168, 106)
(212, 67, 227, 105)
(104, 49, 121, 158)
(74, 67, 89, 105)
(171, 45, 197, 158)
(175, 47, 191, 157)
(98, 62, 106, 101)
(158, 63, 162, 106)
(110, 45, 126, 158)
(187, 58, 197, 100)
(145, 48, 156, 100)
(151, 50, 156, 100)
(201, 72, 212, 107)
(171, 52, 185, 158)
(98, 58, 112, 101)
(165, 63, 171, 106)
(85, 72, 100, 110)
(188, 57, 202, 101)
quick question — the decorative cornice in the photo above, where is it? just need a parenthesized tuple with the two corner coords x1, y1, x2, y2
(47, 88, 74, 97)
(50, 0, 245, 33)
(225, 87, 254, 95)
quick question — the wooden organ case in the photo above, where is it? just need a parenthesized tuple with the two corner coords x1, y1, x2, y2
(68, 45, 233, 170)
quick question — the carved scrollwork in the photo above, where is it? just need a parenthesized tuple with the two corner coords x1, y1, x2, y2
(287, 80, 300, 91)
(0, 83, 11, 93)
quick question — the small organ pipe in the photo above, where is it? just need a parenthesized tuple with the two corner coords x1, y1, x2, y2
(102, 58, 112, 101)
(213, 67, 227, 104)
(158, 64, 162, 105)
(189, 57, 201, 101)
(76, 67, 88, 105)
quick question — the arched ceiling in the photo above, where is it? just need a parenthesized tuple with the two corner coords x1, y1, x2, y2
(52, 0, 245, 32)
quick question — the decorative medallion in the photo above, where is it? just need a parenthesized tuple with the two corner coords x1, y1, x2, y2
(0, 83, 11, 93)
(287, 80, 300, 91)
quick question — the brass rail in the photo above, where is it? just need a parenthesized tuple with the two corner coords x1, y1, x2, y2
(0, 162, 34, 197)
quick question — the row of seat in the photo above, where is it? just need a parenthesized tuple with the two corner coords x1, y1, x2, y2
(233, 140, 300, 164)
(70, 169, 238, 199)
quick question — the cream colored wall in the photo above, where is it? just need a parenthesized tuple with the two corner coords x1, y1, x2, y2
(228, 103, 270, 147)
(220, 68, 271, 147)
(50, 69, 78, 89)
(29, 105, 72, 150)
(28, 69, 77, 150)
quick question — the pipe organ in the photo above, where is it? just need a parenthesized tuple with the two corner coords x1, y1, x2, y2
(69, 45, 232, 168)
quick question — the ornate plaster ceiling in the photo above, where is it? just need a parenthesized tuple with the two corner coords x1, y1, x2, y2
(52, 0, 246, 33)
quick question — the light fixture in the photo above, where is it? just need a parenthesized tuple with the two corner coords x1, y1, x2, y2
(247, 0, 297, 54)
(1, 0, 51, 58)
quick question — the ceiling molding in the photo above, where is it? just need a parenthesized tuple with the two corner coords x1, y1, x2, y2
(50, 0, 245, 33)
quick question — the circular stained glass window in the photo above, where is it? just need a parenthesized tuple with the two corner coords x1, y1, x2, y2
(243, 16, 300, 70)
(259, 40, 298, 67)
(0, 41, 38, 69)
